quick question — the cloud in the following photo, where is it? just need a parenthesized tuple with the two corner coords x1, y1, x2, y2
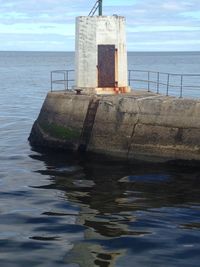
(127, 29, 200, 51)
(0, 33, 74, 51)
(0, 23, 75, 35)
(0, 0, 199, 51)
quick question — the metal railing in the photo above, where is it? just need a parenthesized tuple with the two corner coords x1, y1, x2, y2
(51, 70, 74, 91)
(50, 69, 200, 98)
(128, 70, 200, 98)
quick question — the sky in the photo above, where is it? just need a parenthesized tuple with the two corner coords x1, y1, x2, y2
(0, 0, 200, 51)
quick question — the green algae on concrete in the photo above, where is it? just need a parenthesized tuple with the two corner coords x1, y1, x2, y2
(39, 122, 80, 140)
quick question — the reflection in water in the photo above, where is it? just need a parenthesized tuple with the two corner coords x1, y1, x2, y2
(1, 51, 200, 267)
(31, 151, 200, 267)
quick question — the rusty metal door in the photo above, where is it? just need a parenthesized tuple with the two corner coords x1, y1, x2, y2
(98, 45, 115, 87)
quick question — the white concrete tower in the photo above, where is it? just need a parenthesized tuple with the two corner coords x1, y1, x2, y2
(75, 14, 130, 94)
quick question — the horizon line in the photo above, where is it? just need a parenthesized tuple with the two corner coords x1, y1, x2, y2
(0, 50, 200, 53)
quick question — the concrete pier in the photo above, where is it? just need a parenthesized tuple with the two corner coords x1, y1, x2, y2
(29, 91, 200, 162)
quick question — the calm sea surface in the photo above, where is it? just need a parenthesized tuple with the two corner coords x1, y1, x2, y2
(0, 51, 200, 267)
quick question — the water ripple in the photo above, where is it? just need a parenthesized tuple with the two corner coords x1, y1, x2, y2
(0, 52, 200, 267)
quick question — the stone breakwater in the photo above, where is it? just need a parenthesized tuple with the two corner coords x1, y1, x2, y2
(29, 90, 200, 162)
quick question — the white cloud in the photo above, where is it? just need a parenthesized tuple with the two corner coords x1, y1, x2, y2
(0, 23, 75, 35)
(0, 0, 199, 51)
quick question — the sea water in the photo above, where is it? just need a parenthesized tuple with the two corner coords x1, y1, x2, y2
(0, 51, 200, 267)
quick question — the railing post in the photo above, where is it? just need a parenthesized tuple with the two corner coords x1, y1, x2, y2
(166, 73, 170, 96)
(180, 75, 183, 98)
(67, 71, 69, 90)
(148, 71, 150, 92)
(64, 71, 67, 91)
(157, 72, 160, 94)
(128, 70, 131, 86)
(51, 71, 53, 92)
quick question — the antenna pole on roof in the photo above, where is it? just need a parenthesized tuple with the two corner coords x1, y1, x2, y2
(88, 0, 103, 17)
(99, 0, 103, 16)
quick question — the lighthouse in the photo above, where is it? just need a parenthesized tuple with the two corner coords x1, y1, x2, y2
(75, 0, 130, 94)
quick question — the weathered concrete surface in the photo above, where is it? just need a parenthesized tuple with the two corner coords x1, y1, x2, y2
(75, 16, 128, 88)
(29, 90, 200, 162)
(29, 91, 93, 150)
